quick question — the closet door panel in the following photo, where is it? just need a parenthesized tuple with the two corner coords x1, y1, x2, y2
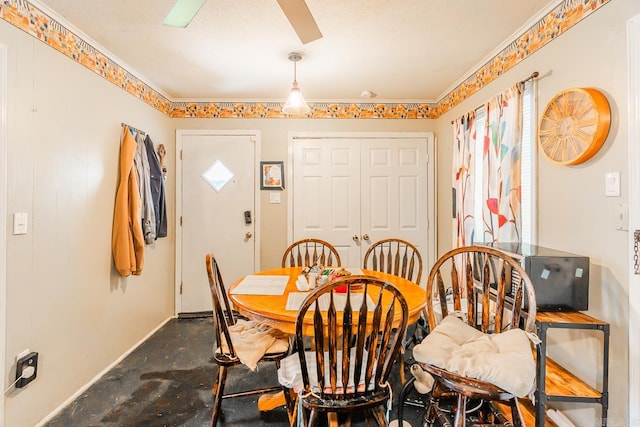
(293, 139, 361, 266)
(361, 139, 428, 272)
(292, 133, 433, 277)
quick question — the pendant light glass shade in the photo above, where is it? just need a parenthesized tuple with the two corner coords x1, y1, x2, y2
(282, 52, 310, 116)
(283, 81, 310, 115)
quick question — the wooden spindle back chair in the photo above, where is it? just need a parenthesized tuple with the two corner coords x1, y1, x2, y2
(419, 245, 537, 427)
(282, 238, 341, 268)
(363, 238, 423, 285)
(206, 253, 291, 426)
(294, 276, 408, 426)
(363, 238, 423, 383)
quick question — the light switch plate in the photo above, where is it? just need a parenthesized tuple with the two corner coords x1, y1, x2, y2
(13, 212, 28, 235)
(605, 171, 620, 197)
(269, 192, 281, 204)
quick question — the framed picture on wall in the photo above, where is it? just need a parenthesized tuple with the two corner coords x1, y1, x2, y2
(260, 161, 285, 190)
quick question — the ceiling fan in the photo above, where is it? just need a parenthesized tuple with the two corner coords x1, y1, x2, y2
(162, 0, 323, 44)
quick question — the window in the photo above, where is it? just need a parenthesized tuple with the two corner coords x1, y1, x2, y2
(464, 81, 537, 244)
(520, 82, 536, 244)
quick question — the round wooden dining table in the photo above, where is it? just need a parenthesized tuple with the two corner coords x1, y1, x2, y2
(228, 267, 426, 336)
(229, 266, 426, 416)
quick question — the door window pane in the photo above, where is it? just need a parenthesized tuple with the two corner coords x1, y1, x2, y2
(202, 160, 233, 192)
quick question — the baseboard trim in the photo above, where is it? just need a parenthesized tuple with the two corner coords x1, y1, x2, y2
(34, 315, 175, 426)
(177, 310, 212, 319)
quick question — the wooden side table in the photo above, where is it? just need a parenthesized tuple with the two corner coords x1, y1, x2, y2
(534, 311, 609, 427)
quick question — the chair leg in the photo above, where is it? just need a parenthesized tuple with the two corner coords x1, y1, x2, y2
(453, 393, 467, 427)
(284, 388, 297, 425)
(211, 365, 228, 426)
(509, 397, 525, 427)
(397, 376, 416, 425)
(287, 395, 298, 427)
(398, 351, 406, 384)
(485, 402, 510, 425)
(423, 381, 443, 427)
(327, 412, 339, 427)
(369, 405, 388, 426)
(398, 325, 416, 385)
(308, 409, 320, 426)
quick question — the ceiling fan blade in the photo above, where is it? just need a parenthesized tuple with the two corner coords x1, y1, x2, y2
(163, 0, 207, 28)
(276, 0, 323, 44)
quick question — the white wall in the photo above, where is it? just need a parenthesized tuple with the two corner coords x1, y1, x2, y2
(436, 0, 640, 424)
(1, 20, 175, 426)
(172, 118, 437, 270)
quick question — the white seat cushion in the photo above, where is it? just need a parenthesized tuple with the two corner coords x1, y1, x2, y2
(218, 319, 289, 371)
(412, 314, 535, 397)
(278, 348, 372, 393)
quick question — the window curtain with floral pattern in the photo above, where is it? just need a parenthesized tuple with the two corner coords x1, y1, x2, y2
(452, 112, 477, 247)
(453, 84, 523, 246)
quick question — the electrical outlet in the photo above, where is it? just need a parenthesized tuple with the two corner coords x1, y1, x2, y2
(15, 352, 38, 388)
(15, 349, 30, 361)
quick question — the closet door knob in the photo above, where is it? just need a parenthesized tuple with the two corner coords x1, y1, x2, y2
(245, 232, 252, 239)
(352, 235, 360, 241)
(362, 234, 370, 241)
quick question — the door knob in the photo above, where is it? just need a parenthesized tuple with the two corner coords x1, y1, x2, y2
(352, 235, 360, 241)
(245, 232, 252, 239)
(362, 234, 370, 240)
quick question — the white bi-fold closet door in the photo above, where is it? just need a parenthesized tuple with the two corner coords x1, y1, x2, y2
(290, 132, 435, 285)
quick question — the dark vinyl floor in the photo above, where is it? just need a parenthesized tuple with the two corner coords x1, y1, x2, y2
(45, 317, 428, 427)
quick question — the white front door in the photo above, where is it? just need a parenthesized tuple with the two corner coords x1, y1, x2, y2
(177, 130, 260, 314)
(290, 132, 435, 283)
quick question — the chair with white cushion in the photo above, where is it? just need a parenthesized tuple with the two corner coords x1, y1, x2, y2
(412, 245, 538, 427)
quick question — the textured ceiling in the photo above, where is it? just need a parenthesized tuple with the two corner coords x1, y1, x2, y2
(35, 0, 559, 103)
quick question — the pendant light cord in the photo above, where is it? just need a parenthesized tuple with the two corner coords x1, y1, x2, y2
(293, 59, 298, 83)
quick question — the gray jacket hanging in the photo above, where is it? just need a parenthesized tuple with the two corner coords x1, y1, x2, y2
(134, 132, 156, 243)
(144, 134, 167, 238)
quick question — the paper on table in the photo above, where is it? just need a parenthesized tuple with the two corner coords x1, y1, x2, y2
(286, 292, 311, 310)
(230, 275, 289, 295)
(286, 292, 375, 311)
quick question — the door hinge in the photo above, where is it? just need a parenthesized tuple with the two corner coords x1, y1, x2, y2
(180, 149, 183, 160)
(180, 282, 183, 294)
(180, 216, 183, 226)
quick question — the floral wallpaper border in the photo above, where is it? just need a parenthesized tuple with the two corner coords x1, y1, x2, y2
(0, 0, 611, 119)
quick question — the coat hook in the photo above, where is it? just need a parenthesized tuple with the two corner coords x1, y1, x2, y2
(156, 144, 167, 179)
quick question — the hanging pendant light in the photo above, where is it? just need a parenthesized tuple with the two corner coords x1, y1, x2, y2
(283, 52, 310, 116)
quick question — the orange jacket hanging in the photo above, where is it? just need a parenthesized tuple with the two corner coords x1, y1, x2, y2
(112, 126, 144, 276)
